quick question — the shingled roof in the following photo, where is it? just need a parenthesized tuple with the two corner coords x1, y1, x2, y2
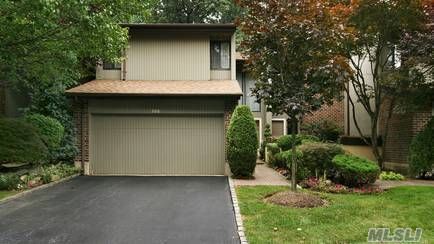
(66, 80, 242, 96)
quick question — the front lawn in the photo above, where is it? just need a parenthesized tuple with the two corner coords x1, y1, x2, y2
(236, 186, 434, 243)
(0, 190, 18, 201)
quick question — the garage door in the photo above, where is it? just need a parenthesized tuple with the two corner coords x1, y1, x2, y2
(90, 114, 225, 175)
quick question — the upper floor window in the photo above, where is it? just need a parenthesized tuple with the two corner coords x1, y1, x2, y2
(103, 62, 121, 70)
(211, 41, 230, 70)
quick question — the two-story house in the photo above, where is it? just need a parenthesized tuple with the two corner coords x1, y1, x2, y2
(66, 24, 242, 176)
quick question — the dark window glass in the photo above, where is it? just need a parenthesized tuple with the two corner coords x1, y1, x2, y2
(211, 41, 230, 70)
(103, 62, 121, 70)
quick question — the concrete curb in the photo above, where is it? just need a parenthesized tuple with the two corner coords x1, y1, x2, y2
(0, 174, 80, 204)
(228, 177, 248, 244)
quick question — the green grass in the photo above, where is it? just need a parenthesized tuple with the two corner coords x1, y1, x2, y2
(236, 186, 434, 244)
(0, 190, 18, 201)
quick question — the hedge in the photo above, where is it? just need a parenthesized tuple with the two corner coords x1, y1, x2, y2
(276, 134, 320, 151)
(298, 142, 344, 178)
(0, 118, 48, 165)
(408, 118, 434, 178)
(331, 154, 380, 187)
(226, 105, 259, 178)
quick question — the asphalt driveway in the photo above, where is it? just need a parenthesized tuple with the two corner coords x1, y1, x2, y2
(0, 176, 240, 244)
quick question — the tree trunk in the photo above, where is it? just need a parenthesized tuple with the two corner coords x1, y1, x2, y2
(291, 117, 297, 192)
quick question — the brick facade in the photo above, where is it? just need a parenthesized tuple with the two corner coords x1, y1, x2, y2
(72, 99, 89, 171)
(302, 100, 345, 131)
(383, 107, 432, 165)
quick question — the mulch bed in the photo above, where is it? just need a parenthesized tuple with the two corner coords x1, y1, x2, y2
(265, 191, 328, 208)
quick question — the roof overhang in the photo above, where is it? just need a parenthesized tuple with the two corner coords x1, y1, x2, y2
(66, 80, 242, 97)
(120, 23, 236, 33)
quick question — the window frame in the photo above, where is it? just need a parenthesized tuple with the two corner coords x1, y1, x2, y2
(210, 40, 231, 70)
(103, 62, 122, 70)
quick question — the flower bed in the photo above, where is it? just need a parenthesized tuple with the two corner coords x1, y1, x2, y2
(300, 177, 383, 194)
(0, 163, 80, 191)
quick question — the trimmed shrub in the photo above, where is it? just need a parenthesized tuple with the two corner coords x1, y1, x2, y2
(227, 105, 259, 178)
(280, 150, 311, 181)
(276, 134, 320, 151)
(265, 143, 280, 165)
(408, 118, 434, 178)
(25, 114, 64, 151)
(379, 171, 405, 181)
(298, 142, 344, 178)
(302, 119, 343, 142)
(0, 118, 48, 165)
(331, 154, 380, 187)
(0, 173, 20, 190)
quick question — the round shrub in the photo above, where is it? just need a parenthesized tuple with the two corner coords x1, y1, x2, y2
(302, 119, 343, 142)
(25, 113, 64, 151)
(408, 118, 434, 178)
(276, 134, 320, 151)
(298, 142, 344, 177)
(265, 143, 280, 165)
(0, 118, 48, 165)
(227, 105, 259, 178)
(279, 149, 310, 181)
(331, 154, 380, 187)
(0, 173, 20, 190)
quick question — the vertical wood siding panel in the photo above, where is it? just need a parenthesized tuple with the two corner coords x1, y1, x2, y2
(126, 35, 210, 80)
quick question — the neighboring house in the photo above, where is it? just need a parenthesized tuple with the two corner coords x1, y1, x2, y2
(236, 55, 288, 143)
(66, 24, 241, 176)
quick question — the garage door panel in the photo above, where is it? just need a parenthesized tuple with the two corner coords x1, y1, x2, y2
(90, 114, 224, 175)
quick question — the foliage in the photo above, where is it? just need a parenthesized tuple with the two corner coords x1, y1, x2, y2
(25, 114, 64, 152)
(333, 0, 432, 167)
(302, 119, 343, 142)
(25, 82, 78, 162)
(0, 1, 151, 163)
(331, 154, 381, 187)
(4, 164, 79, 190)
(298, 142, 344, 178)
(0, 174, 21, 191)
(273, 150, 309, 181)
(236, 186, 434, 243)
(150, 0, 241, 23)
(265, 143, 280, 165)
(276, 134, 319, 151)
(259, 124, 273, 160)
(237, 0, 349, 190)
(227, 105, 259, 178)
(300, 177, 348, 194)
(408, 118, 434, 178)
(0, 118, 47, 165)
(379, 171, 405, 181)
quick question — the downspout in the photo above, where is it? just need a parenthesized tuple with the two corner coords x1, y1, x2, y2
(80, 99, 84, 173)
(122, 48, 126, 81)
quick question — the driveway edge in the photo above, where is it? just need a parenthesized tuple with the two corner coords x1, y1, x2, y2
(0, 174, 80, 204)
(228, 177, 248, 244)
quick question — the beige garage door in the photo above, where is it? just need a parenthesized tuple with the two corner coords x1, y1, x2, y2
(90, 114, 225, 175)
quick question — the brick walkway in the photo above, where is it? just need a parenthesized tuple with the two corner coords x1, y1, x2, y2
(233, 163, 289, 186)
(375, 179, 434, 189)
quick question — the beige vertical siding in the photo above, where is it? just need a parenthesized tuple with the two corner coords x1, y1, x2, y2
(210, 70, 231, 80)
(90, 114, 225, 175)
(126, 33, 210, 80)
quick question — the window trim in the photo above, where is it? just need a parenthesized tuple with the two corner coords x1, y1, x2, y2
(210, 40, 231, 70)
